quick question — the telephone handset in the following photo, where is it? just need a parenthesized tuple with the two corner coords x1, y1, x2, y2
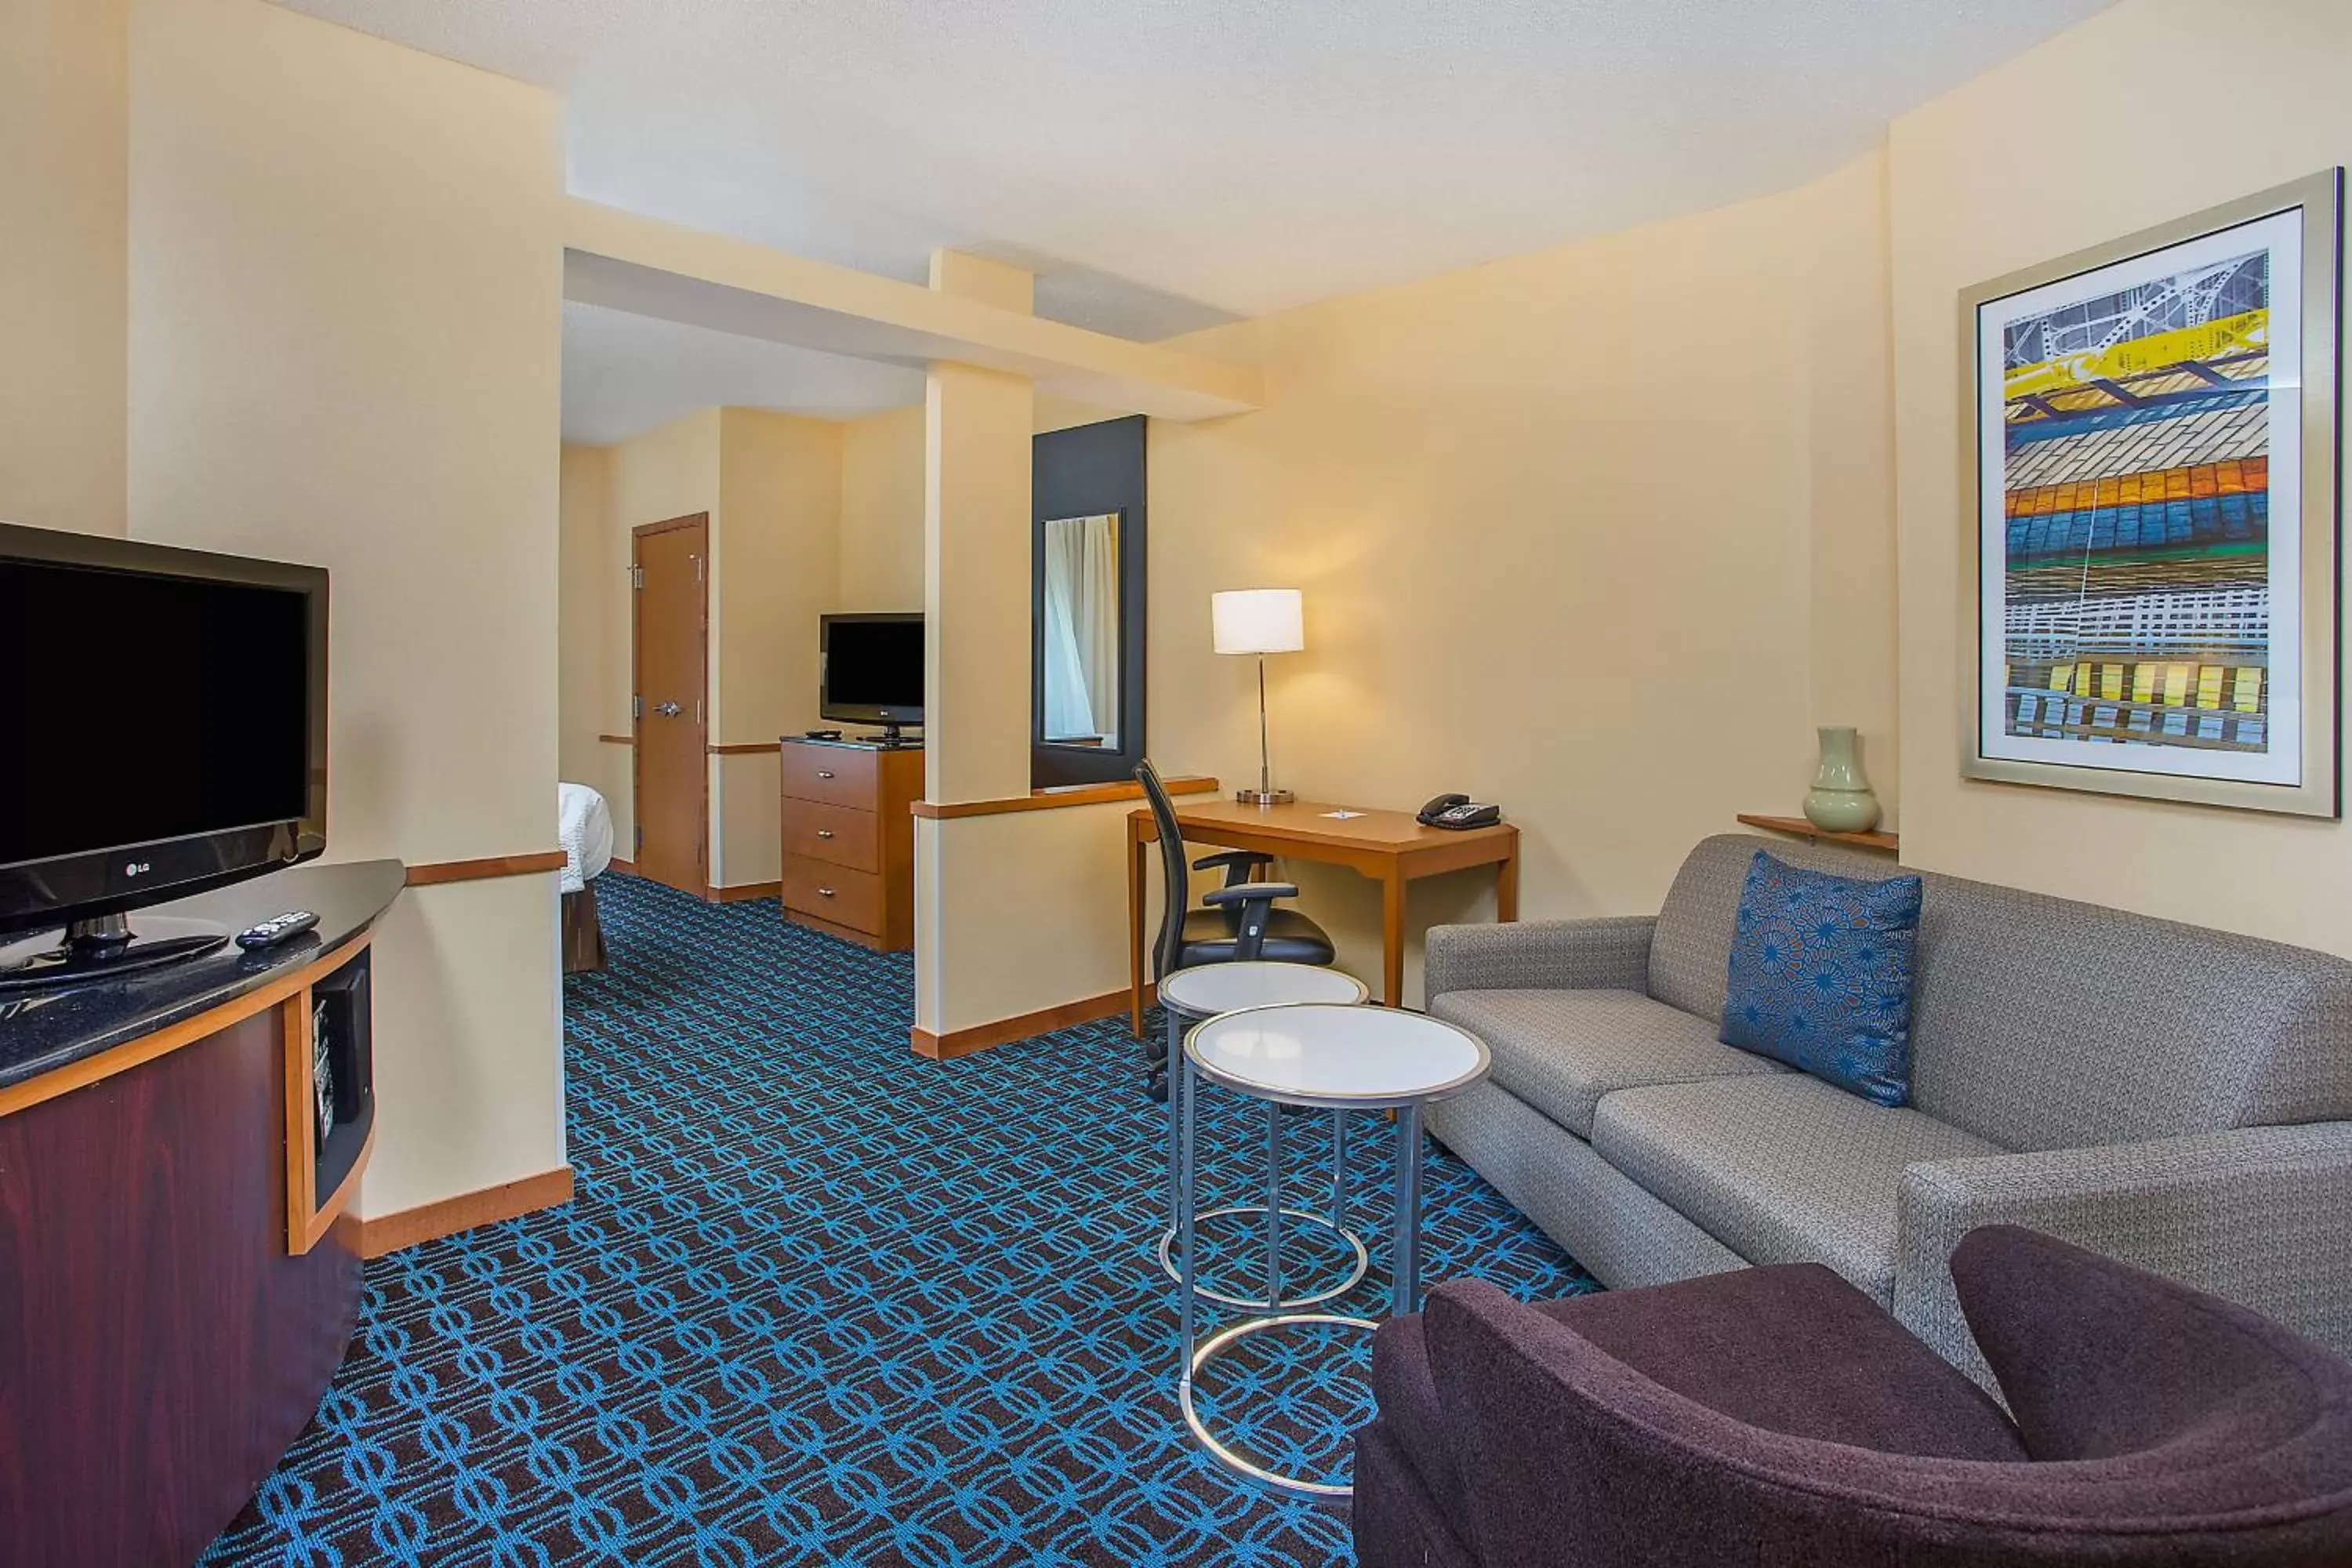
(1417, 793, 1502, 830)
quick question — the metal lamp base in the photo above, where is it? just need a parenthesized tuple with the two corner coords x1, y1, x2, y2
(1235, 789, 1294, 807)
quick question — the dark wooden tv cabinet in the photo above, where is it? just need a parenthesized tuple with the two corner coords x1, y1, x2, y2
(779, 736, 921, 951)
(0, 858, 402, 1568)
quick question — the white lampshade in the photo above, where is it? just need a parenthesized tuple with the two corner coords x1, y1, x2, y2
(1211, 588, 1305, 655)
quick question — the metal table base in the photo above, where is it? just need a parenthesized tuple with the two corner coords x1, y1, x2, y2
(1161, 995, 1369, 1312)
(1174, 1051, 1432, 1497)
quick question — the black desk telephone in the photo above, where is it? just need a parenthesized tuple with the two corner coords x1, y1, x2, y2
(1417, 793, 1502, 830)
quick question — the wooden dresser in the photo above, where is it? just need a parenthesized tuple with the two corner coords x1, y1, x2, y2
(778, 737, 923, 951)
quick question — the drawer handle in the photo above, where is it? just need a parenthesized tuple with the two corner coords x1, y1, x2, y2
(817, 887, 836, 898)
(815, 769, 836, 779)
(815, 829, 835, 840)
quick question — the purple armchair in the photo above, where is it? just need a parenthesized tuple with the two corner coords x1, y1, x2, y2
(1356, 1225, 2352, 1567)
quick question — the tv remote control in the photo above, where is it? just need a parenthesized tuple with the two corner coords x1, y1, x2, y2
(235, 910, 318, 949)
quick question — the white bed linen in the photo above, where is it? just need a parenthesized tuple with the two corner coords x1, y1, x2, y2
(558, 782, 614, 894)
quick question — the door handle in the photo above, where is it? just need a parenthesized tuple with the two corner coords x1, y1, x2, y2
(817, 887, 836, 898)
(815, 769, 835, 779)
(655, 702, 682, 717)
(815, 829, 835, 840)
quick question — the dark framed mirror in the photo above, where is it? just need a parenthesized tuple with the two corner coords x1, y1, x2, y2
(1032, 415, 1146, 788)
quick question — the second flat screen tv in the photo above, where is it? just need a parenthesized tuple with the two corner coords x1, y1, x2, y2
(820, 613, 923, 732)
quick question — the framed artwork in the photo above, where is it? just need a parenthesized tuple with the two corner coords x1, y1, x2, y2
(1960, 171, 2343, 816)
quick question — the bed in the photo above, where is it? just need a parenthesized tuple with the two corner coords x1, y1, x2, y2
(559, 782, 615, 974)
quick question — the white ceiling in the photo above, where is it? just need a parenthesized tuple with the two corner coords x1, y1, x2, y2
(560, 302, 923, 444)
(280, 0, 2115, 441)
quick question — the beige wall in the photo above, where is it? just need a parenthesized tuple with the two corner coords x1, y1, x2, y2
(836, 395, 1116, 618)
(125, 0, 566, 1218)
(1888, 0, 2352, 956)
(714, 408, 844, 887)
(838, 405, 928, 611)
(873, 165, 1904, 1028)
(564, 406, 850, 887)
(922, 363, 1037, 807)
(1142, 153, 1899, 999)
(591, 408, 721, 853)
(916, 800, 1139, 1030)
(559, 442, 613, 793)
(2, 0, 128, 536)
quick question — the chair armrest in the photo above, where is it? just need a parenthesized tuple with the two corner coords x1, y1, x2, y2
(1200, 880, 1300, 906)
(1192, 848, 1273, 887)
(1893, 1123, 2352, 1387)
(1424, 916, 1656, 1000)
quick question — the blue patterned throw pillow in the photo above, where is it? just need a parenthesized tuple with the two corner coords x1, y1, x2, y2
(1720, 851, 1922, 1107)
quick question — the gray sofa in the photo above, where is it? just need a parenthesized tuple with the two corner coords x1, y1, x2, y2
(1425, 833, 2352, 1382)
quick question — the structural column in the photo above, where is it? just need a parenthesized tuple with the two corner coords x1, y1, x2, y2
(913, 252, 1035, 1040)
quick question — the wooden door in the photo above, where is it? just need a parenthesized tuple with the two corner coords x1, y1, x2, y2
(632, 514, 708, 895)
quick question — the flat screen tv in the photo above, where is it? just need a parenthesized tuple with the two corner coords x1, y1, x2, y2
(820, 612, 923, 738)
(0, 522, 328, 989)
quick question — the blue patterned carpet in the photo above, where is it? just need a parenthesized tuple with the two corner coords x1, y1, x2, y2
(204, 873, 1593, 1566)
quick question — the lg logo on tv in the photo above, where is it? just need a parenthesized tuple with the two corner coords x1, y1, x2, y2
(124, 862, 150, 877)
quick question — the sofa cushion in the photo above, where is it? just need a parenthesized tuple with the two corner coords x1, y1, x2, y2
(1592, 1075, 2002, 1302)
(1650, 835, 2352, 1153)
(1650, 833, 1894, 1022)
(1431, 988, 1787, 1140)
(1904, 875, 2352, 1151)
(1721, 851, 1922, 1107)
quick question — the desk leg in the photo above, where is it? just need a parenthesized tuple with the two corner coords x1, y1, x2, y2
(1496, 847, 1519, 924)
(1129, 823, 1148, 1038)
(1381, 871, 1406, 1007)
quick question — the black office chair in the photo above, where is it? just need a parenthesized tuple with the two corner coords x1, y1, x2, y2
(1136, 759, 1335, 1096)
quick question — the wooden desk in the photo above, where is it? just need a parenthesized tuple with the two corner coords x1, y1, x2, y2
(1127, 797, 1520, 1033)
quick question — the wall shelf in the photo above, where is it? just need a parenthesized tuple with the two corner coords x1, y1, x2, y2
(1737, 812, 1900, 854)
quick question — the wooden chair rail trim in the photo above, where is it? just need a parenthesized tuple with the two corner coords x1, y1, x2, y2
(598, 733, 634, 746)
(358, 1165, 576, 1258)
(911, 775, 1216, 821)
(0, 931, 374, 1122)
(1734, 813, 1901, 853)
(405, 851, 568, 887)
(709, 742, 781, 756)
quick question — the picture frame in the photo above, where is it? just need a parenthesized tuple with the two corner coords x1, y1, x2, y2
(1958, 170, 2343, 817)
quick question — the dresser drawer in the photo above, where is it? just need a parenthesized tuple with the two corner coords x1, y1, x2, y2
(781, 855, 882, 934)
(782, 798, 878, 872)
(779, 743, 876, 809)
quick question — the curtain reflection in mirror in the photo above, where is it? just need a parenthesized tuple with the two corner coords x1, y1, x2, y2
(1041, 513, 1120, 747)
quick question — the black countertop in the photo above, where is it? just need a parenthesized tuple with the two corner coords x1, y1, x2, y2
(0, 858, 405, 1094)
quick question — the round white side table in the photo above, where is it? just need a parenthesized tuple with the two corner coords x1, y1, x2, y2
(1157, 962, 1373, 1313)
(1175, 1002, 1490, 1497)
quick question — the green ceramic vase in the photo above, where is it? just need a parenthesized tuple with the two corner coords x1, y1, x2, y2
(1802, 725, 1882, 834)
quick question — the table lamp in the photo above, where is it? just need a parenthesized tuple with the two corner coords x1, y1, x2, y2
(1211, 588, 1305, 806)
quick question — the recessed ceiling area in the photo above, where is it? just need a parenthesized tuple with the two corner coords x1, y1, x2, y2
(561, 302, 923, 445)
(278, 0, 2114, 343)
